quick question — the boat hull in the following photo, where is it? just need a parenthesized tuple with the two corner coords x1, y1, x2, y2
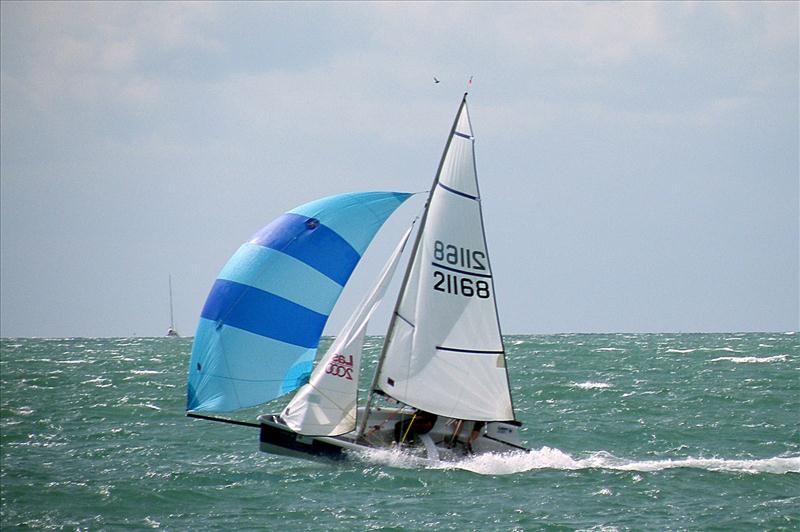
(258, 410, 528, 464)
(259, 419, 348, 461)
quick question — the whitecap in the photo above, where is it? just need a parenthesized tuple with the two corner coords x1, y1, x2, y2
(710, 355, 788, 364)
(135, 403, 162, 411)
(665, 348, 696, 354)
(82, 377, 111, 385)
(572, 381, 613, 390)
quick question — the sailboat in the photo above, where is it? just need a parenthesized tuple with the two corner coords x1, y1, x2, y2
(186, 94, 527, 462)
(166, 275, 180, 337)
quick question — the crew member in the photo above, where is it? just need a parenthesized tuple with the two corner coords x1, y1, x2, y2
(394, 410, 438, 443)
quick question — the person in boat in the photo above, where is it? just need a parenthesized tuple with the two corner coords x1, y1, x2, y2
(393, 409, 438, 444)
(466, 420, 486, 453)
(449, 419, 486, 453)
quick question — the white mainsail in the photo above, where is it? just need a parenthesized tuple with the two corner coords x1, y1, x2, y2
(376, 96, 514, 421)
(282, 224, 415, 436)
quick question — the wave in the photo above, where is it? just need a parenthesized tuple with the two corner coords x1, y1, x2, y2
(710, 355, 789, 364)
(572, 382, 613, 390)
(358, 447, 800, 476)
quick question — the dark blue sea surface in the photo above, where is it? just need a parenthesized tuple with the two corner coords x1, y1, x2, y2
(1, 333, 798, 530)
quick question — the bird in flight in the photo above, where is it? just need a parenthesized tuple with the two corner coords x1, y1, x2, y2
(433, 76, 440, 84)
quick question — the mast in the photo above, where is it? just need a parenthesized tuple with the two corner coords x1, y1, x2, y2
(356, 94, 469, 438)
(169, 275, 175, 331)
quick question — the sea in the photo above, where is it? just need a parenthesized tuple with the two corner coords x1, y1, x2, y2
(1, 333, 798, 531)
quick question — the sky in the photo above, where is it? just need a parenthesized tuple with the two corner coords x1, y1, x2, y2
(1, 1, 798, 337)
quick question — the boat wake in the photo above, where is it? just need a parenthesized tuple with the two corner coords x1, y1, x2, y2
(356, 446, 800, 476)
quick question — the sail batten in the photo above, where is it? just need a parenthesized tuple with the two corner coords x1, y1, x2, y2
(187, 191, 412, 413)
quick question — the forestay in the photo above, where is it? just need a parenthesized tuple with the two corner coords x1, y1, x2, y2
(281, 224, 414, 436)
(187, 191, 411, 413)
(377, 97, 514, 422)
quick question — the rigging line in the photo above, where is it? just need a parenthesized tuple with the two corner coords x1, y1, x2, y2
(400, 412, 418, 444)
(482, 433, 530, 451)
(186, 412, 260, 428)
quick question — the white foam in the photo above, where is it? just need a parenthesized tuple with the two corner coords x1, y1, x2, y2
(355, 446, 431, 469)
(710, 355, 788, 364)
(358, 446, 800, 476)
(572, 381, 613, 390)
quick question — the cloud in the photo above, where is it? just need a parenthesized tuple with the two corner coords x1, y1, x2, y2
(1, 1, 797, 336)
(3, 1, 796, 137)
(1, 2, 221, 110)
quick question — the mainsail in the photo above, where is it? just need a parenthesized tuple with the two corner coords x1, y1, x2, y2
(375, 95, 514, 421)
(281, 224, 414, 436)
(187, 191, 411, 412)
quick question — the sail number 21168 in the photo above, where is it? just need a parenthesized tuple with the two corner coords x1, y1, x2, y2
(432, 240, 491, 299)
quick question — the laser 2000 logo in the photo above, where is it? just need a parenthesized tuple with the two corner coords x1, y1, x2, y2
(325, 354, 353, 380)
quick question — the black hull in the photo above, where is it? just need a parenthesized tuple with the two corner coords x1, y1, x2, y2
(259, 420, 348, 461)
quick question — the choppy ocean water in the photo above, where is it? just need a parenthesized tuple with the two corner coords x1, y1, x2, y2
(1, 333, 798, 530)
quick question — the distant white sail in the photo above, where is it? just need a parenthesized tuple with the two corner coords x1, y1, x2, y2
(282, 224, 415, 436)
(377, 98, 514, 421)
(166, 275, 179, 337)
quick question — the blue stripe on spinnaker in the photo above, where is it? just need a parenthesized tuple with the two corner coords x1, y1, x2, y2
(454, 131, 473, 139)
(250, 213, 359, 286)
(218, 243, 342, 316)
(290, 191, 412, 254)
(187, 318, 317, 412)
(201, 279, 326, 349)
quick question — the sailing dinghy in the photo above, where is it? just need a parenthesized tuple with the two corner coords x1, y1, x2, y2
(187, 94, 527, 462)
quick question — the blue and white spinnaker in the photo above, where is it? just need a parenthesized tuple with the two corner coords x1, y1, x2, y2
(187, 191, 412, 412)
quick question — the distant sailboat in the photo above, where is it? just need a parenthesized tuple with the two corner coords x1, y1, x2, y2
(166, 275, 179, 337)
(186, 94, 526, 463)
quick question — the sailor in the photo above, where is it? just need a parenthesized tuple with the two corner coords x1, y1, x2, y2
(394, 409, 438, 444)
(466, 421, 486, 454)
